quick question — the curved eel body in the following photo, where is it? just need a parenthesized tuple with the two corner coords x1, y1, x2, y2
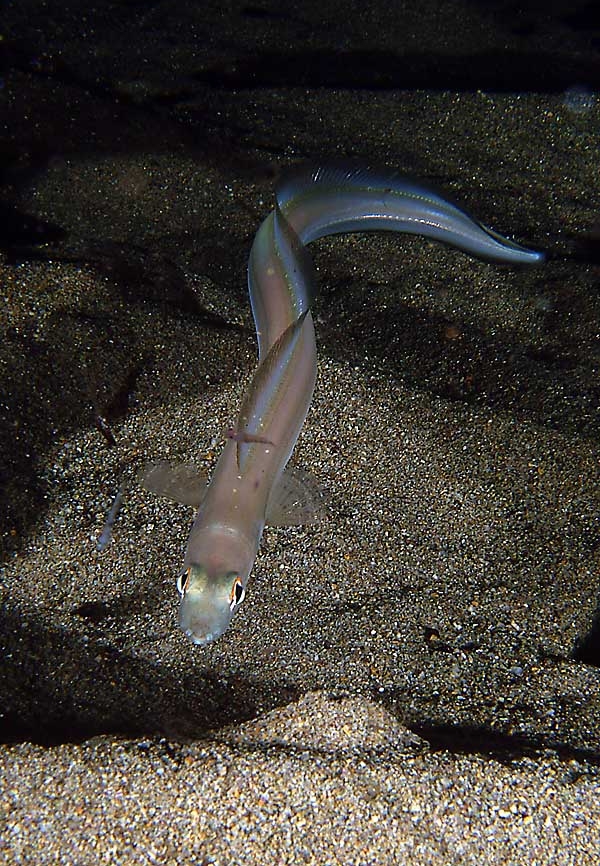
(173, 164, 544, 645)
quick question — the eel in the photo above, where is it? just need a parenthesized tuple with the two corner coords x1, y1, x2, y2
(143, 163, 544, 645)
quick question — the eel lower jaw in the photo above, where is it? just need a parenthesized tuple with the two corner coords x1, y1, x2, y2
(184, 628, 216, 646)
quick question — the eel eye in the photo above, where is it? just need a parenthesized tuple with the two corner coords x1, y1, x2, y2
(229, 576, 245, 611)
(177, 569, 190, 596)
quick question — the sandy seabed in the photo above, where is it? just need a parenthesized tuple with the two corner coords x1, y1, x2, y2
(1, 2, 600, 862)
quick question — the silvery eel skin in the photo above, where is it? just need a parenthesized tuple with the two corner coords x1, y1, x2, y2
(168, 164, 544, 645)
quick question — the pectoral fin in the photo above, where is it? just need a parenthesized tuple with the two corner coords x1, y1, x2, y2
(139, 461, 208, 507)
(265, 465, 325, 526)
